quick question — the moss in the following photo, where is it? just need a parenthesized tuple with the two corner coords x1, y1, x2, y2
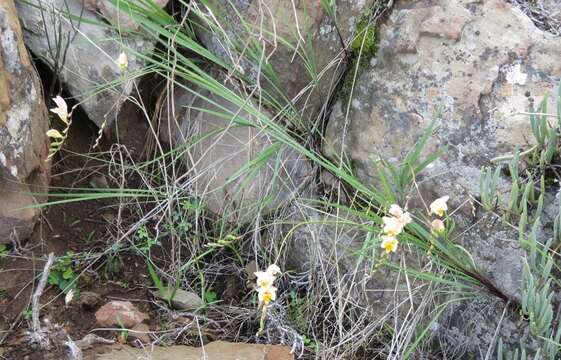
(337, 10, 381, 108)
(351, 17, 378, 59)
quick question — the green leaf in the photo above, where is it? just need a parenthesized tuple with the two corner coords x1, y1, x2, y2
(62, 268, 75, 280)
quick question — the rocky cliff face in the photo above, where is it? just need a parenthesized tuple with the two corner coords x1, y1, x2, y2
(0, 0, 50, 244)
(15, 0, 165, 129)
(324, 0, 561, 353)
(194, 0, 375, 125)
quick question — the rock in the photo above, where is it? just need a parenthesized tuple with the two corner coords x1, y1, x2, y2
(96, 341, 293, 360)
(324, 0, 561, 353)
(83, 0, 169, 32)
(153, 288, 203, 311)
(194, 0, 374, 123)
(129, 323, 150, 345)
(95, 301, 149, 328)
(0, 0, 50, 244)
(285, 204, 409, 319)
(75, 334, 114, 350)
(14, 0, 156, 128)
(78, 291, 102, 310)
(159, 80, 311, 221)
(325, 0, 561, 277)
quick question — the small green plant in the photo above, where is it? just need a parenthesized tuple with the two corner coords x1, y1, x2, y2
(136, 225, 160, 253)
(479, 165, 501, 211)
(287, 290, 308, 332)
(22, 308, 33, 321)
(116, 317, 129, 342)
(48, 251, 80, 296)
(203, 289, 218, 304)
(0, 244, 8, 264)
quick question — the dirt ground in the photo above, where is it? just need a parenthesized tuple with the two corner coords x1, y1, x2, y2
(0, 97, 159, 359)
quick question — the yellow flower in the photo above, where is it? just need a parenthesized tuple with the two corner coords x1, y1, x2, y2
(258, 285, 277, 306)
(117, 51, 128, 72)
(389, 204, 412, 227)
(50, 96, 69, 124)
(254, 271, 275, 289)
(380, 235, 399, 254)
(430, 196, 449, 217)
(382, 216, 403, 237)
(431, 219, 445, 234)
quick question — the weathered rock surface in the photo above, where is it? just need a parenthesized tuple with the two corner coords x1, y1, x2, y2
(129, 323, 150, 344)
(0, 0, 50, 244)
(95, 341, 293, 360)
(153, 288, 203, 311)
(160, 80, 311, 221)
(324, 0, 560, 353)
(95, 301, 149, 328)
(326, 0, 559, 275)
(195, 0, 374, 123)
(83, 0, 169, 32)
(15, 0, 155, 128)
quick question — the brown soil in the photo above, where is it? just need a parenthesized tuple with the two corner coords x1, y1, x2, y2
(0, 106, 157, 359)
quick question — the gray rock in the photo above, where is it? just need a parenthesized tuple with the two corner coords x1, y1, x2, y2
(194, 0, 375, 124)
(153, 289, 203, 311)
(0, 0, 50, 244)
(83, 0, 169, 32)
(159, 79, 311, 222)
(325, 0, 560, 281)
(284, 203, 412, 320)
(324, 0, 561, 354)
(15, 0, 156, 128)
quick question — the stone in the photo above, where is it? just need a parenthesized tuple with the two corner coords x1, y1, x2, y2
(323, 0, 561, 353)
(83, 0, 169, 32)
(129, 323, 150, 345)
(194, 0, 374, 123)
(284, 203, 412, 320)
(96, 341, 293, 360)
(325, 0, 561, 276)
(0, 0, 50, 244)
(159, 80, 311, 221)
(153, 288, 203, 311)
(15, 0, 156, 128)
(95, 301, 149, 328)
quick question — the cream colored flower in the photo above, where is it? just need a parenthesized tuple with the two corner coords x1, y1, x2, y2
(388, 204, 404, 218)
(46, 129, 64, 139)
(380, 235, 399, 254)
(431, 219, 445, 234)
(117, 51, 128, 72)
(266, 264, 281, 277)
(65, 289, 74, 305)
(254, 271, 275, 289)
(430, 196, 449, 217)
(50, 96, 69, 124)
(382, 216, 403, 237)
(389, 204, 412, 227)
(257, 285, 277, 306)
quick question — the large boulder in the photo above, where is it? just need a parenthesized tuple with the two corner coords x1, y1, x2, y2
(324, 0, 560, 354)
(194, 0, 375, 124)
(0, 0, 50, 244)
(15, 0, 163, 128)
(159, 79, 311, 222)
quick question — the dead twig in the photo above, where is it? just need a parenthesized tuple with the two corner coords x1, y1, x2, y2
(28, 252, 55, 349)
